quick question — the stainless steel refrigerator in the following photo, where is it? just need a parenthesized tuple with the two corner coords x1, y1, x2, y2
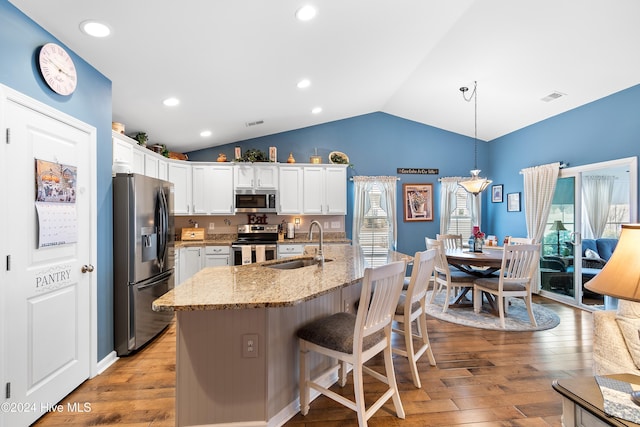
(113, 173, 175, 356)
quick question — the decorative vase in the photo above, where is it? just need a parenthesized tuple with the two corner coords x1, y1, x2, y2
(469, 236, 484, 253)
(287, 153, 296, 163)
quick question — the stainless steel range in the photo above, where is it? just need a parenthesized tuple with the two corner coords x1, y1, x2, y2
(231, 224, 278, 265)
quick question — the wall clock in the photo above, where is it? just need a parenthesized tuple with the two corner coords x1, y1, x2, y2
(38, 43, 77, 96)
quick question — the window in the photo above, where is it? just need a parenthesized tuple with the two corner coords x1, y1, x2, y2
(446, 186, 473, 238)
(352, 177, 398, 267)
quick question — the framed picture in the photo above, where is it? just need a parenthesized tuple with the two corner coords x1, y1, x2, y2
(403, 183, 433, 222)
(507, 192, 521, 212)
(491, 184, 503, 203)
(269, 146, 277, 162)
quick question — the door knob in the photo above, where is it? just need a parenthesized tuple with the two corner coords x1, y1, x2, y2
(81, 264, 94, 273)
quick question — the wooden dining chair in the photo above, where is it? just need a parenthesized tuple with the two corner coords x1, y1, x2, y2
(506, 236, 536, 245)
(426, 238, 476, 312)
(297, 260, 406, 427)
(436, 233, 463, 249)
(392, 249, 436, 388)
(473, 243, 540, 328)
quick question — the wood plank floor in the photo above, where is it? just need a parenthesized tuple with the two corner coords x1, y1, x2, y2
(33, 296, 593, 426)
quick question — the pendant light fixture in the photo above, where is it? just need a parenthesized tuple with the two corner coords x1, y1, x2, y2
(458, 81, 492, 195)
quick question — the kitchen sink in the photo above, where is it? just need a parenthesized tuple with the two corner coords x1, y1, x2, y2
(265, 257, 333, 270)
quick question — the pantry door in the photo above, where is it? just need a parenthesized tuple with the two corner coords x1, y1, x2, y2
(1, 86, 96, 426)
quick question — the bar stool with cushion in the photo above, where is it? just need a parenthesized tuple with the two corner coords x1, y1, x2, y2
(473, 243, 541, 328)
(426, 238, 476, 312)
(392, 249, 437, 388)
(297, 260, 407, 427)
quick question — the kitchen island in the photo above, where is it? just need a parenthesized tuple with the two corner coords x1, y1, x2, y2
(153, 245, 411, 427)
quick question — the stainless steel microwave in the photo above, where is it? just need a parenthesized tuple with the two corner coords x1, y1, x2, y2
(235, 190, 278, 213)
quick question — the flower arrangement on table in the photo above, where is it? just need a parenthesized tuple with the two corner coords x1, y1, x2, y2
(472, 226, 485, 239)
(470, 226, 485, 252)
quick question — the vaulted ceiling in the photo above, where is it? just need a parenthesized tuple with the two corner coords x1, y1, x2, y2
(10, 0, 640, 152)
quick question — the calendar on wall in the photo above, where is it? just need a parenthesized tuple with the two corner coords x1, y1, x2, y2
(34, 159, 78, 248)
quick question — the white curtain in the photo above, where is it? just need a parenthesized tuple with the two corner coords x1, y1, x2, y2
(582, 175, 615, 238)
(520, 162, 560, 293)
(352, 176, 398, 251)
(439, 177, 480, 233)
(439, 178, 461, 234)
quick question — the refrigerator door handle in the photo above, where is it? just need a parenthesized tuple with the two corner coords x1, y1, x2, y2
(157, 188, 168, 270)
(134, 269, 173, 290)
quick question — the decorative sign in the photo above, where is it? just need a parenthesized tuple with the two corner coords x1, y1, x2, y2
(35, 159, 78, 248)
(397, 168, 439, 175)
(34, 264, 73, 292)
(247, 214, 268, 225)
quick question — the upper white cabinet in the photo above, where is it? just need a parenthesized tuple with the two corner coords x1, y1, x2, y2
(192, 164, 234, 215)
(278, 166, 304, 214)
(303, 165, 347, 215)
(112, 131, 167, 178)
(168, 161, 192, 215)
(235, 164, 278, 190)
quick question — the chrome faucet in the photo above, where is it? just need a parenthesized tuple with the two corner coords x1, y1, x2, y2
(308, 220, 324, 265)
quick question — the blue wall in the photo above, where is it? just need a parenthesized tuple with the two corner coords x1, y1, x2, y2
(191, 87, 640, 258)
(0, 0, 114, 361)
(487, 85, 640, 241)
(188, 112, 491, 256)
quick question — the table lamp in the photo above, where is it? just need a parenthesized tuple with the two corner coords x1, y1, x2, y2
(584, 224, 640, 405)
(550, 220, 567, 255)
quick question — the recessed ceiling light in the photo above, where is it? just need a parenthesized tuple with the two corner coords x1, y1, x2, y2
(163, 97, 180, 107)
(200, 130, 212, 137)
(311, 107, 322, 114)
(80, 20, 111, 38)
(295, 5, 317, 21)
(297, 79, 311, 89)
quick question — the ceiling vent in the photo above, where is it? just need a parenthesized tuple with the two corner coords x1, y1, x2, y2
(541, 91, 566, 102)
(245, 120, 264, 127)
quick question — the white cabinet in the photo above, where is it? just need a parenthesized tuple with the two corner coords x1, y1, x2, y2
(278, 166, 303, 214)
(145, 155, 159, 178)
(168, 161, 192, 215)
(204, 245, 230, 267)
(278, 243, 304, 259)
(179, 246, 203, 284)
(192, 164, 234, 215)
(132, 149, 145, 174)
(324, 166, 347, 214)
(302, 165, 347, 215)
(235, 164, 278, 190)
(158, 158, 168, 180)
(112, 134, 133, 165)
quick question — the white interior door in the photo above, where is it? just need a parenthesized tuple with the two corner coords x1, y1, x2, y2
(1, 87, 95, 426)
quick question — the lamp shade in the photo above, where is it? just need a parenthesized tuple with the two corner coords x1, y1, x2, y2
(584, 224, 640, 302)
(550, 220, 567, 231)
(458, 169, 492, 195)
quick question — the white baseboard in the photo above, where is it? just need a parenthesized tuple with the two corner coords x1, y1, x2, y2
(96, 351, 118, 375)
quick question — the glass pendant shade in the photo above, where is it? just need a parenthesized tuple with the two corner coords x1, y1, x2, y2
(584, 224, 640, 302)
(459, 169, 492, 195)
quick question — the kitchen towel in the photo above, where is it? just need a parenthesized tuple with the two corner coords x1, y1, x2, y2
(241, 246, 252, 265)
(255, 245, 266, 263)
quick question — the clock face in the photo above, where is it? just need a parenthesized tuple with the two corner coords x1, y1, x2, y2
(38, 43, 77, 96)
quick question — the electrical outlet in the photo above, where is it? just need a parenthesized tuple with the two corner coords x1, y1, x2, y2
(331, 221, 340, 229)
(343, 300, 351, 313)
(242, 334, 258, 358)
(208, 222, 215, 231)
(324, 221, 330, 229)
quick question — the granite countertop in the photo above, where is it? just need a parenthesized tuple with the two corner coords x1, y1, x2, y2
(153, 245, 410, 312)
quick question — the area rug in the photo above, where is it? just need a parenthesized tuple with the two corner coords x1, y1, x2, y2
(425, 290, 560, 331)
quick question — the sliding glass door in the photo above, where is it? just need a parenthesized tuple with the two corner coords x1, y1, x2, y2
(540, 157, 637, 309)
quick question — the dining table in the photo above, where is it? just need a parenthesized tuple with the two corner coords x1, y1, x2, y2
(444, 247, 505, 312)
